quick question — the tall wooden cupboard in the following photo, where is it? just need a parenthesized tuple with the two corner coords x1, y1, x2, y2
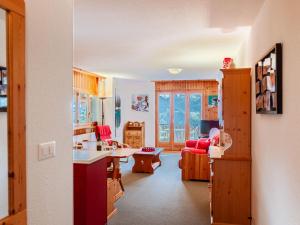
(210, 68, 251, 225)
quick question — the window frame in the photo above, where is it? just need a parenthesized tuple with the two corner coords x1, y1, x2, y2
(73, 91, 98, 127)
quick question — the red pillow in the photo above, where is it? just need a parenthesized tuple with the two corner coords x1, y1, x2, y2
(196, 138, 210, 150)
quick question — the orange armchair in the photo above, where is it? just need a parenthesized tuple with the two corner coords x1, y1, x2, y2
(179, 138, 210, 181)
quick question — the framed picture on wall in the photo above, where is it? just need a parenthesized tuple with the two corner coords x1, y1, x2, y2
(255, 43, 282, 114)
(0, 66, 7, 112)
(131, 94, 149, 112)
(208, 95, 218, 108)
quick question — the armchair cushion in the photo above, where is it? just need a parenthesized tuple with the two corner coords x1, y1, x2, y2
(185, 140, 198, 148)
(95, 125, 112, 142)
(195, 138, 211, 150)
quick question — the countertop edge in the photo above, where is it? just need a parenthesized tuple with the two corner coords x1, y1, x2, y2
(73, 151, 111, 164)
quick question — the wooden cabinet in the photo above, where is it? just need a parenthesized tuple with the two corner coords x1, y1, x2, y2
(124, 121, 145, 148)
(74, 157, 107, 225)
(210, 68, 251, 225)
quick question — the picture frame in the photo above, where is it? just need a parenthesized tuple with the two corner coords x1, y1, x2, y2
(131, 94, 149, 112)
(255, 43, 282, 114)
(0, 66, 7, 112)
(208, 95, 218, 108)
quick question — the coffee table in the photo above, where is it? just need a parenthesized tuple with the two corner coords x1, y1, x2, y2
(132, 148, 163, 173)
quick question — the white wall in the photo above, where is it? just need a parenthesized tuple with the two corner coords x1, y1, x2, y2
(241, 0, 300, 224)
(112, 78, 155, 146)
(0, 113, 8, 219)
(0, 9, 8, 220)
(0, 9, 6, 66)
(26, 0, 73, 224)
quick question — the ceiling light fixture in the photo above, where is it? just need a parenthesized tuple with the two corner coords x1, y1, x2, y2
(168, 68, 183, 75)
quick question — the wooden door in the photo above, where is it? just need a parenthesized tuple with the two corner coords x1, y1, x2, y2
(156, 91, 203, 151)
(0, 1, 26, 224)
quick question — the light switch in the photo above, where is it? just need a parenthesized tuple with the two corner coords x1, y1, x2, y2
(38, 141, 56, 161)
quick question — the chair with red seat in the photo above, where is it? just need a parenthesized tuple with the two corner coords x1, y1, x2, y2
(95, 125, 129, 149)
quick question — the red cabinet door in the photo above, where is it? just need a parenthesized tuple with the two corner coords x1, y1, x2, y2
(74, 157, 107, 225)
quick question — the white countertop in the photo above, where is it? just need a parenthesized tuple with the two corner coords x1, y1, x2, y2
(73, 150, 111, 164)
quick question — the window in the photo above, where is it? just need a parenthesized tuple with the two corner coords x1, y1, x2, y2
(72, 93, 78, 124)
(73, 92, 99, 125)
(189, 94, 202, 139)
(79, 93, 88, 123)
(174, 93, 186, 143)
(155, 80, 218, 151)
(156, 91, 203, 149)
(158, 93, 171, 142)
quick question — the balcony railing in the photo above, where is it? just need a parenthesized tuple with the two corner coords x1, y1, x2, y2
(159, 124, 201, 142)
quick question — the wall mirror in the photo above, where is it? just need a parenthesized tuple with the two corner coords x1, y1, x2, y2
(0, 1, 26, 224)
(0, 7, 8, 220)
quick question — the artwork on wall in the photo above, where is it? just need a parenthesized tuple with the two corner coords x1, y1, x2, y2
(0, 66, 7, 112)
(131, 94, 149, 112)
(255, 43, 282, 114)
(208, 95, 218, 108)
(115, 93, 121, 128)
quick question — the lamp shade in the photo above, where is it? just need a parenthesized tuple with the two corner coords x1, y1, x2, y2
(168, 68, 183, 75)
(99, 77, 113, 98)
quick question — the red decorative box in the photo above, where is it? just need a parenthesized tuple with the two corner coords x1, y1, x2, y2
(142, 147, 155, 152)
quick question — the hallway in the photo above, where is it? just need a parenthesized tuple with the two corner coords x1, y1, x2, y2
(108, 153, 210, 225)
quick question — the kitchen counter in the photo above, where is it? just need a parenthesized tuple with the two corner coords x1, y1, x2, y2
(73, 150, 108, 225)
(73, 150, 111, 164)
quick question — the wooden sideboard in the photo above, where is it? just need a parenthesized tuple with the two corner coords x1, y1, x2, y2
(210, 68, 251, 225)
(123, 121, 145, 148)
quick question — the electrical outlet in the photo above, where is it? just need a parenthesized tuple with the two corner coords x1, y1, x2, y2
(38, 141, 56, 161)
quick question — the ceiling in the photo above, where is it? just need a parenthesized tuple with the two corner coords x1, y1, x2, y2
(74, 0, 265, 80)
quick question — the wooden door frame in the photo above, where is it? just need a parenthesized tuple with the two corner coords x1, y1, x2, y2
(0, 0, 26, 224)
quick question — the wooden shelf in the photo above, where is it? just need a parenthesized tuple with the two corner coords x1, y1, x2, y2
(73, 124, 95, 136)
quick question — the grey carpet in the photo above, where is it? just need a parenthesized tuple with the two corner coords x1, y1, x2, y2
(108, 153, 210, 225)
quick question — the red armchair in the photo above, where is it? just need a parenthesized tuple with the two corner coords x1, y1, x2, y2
(179, 138, 211, 181)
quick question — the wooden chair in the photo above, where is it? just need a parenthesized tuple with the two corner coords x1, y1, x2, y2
(106, 156, 125, 192)
(96, 125, 130, 163)
(95, 125, 129, 148)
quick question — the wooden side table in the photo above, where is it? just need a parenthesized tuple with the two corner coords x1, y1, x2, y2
(132, 148, 163, 173)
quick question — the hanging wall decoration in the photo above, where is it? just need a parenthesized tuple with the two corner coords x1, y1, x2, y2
(131, 94, 149, 112)
(115, 93, 121, 128)
(208, 95, 218, 108)
(0, 66, 7, 112)
(255, 43, 282, 114)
